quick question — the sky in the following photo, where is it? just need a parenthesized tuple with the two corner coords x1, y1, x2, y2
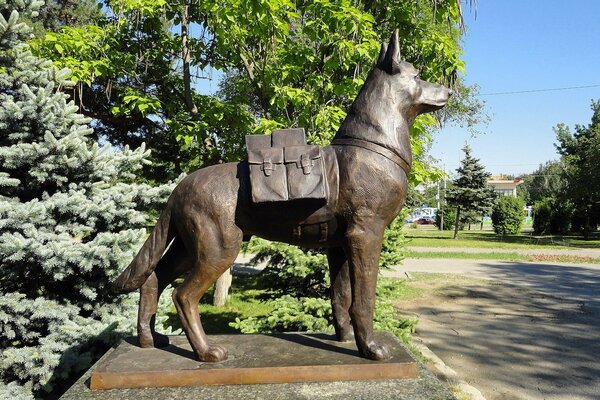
(432, 0, 600, 177)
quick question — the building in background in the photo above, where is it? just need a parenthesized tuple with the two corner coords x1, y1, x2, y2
(488, 176, 522, 197)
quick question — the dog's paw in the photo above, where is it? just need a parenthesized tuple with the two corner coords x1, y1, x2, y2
(198, 344, 228, 362)
(336, 329, 355, 342)
(138, 331, 169, 348)
(361, 342, 391, 361)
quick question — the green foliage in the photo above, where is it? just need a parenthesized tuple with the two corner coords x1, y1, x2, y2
(380, 213, 408, 267)
(230, 295, 332, 334)
(230, 288, 418, 343)
(446, 145, 496, 237)
(491, 196, 524, 235)
(247, 239, 330, 299)
(435, 205, 465, 230)
(532, 197, 573, 235)
(0, 3, 172, 397)
(247, 212, 406, 299)
(373, 298, 418, 343)
(532, 197, 552, 235)
(554, 100, 600, 236)
(519, 161, 566, 205)
(35, 0, 480, 185)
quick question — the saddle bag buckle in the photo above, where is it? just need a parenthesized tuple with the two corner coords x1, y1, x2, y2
(261, 159, 274, 176)
(300, 153, 312, 175)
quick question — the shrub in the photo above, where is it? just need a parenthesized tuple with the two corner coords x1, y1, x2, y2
(239, 215, 414, 343)
(435, 206, 465, 230)
(491, 196, 524, 235)
(246, 213, 407, 298)
(380, 213, 408, 268)
(247, 239, 329, 298)
(533, 197, 573, 234)
(230, 296, 332, 333)
(230, 292, 418, 343)
(533, 198, 553, 234)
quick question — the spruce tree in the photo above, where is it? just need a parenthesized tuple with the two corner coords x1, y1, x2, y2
(0, 1, 172, 398)
(446, 145, 496, 239)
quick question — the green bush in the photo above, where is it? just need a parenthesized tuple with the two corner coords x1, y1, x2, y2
(491, 196, 524, 235)
(240, 213, 412, 342)
(533, 197, 573, 234)
(246, 213, 407, 298)
(380, 213, 408, 267)
(230, 292, 418, 343)
(230, 295, 332, 333)
(246, 239, 330, 298)
(435, 206, 465, 230)
(533, 198, 553, 234)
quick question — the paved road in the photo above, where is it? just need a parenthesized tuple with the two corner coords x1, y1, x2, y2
(386, 259, 600, 400)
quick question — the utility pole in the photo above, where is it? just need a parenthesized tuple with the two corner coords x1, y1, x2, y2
(441, 163, 446, 231)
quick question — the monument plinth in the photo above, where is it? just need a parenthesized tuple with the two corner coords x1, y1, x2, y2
(90, 332, 417, 390)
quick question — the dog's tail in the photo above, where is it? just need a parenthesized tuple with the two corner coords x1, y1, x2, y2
(113, 203, 175, 294)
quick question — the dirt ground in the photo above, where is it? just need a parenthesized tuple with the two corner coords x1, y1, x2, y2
(392, 267, 600, 400)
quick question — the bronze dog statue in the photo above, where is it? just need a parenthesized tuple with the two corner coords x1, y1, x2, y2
(114, 30, 452, 362)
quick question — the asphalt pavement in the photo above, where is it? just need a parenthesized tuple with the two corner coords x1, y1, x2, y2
(386, 258, 600, 400)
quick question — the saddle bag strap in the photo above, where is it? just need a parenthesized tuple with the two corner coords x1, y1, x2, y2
(331, 138, 411, 173)
(262, 159, 274, 176)
(300, 153, 312, 175)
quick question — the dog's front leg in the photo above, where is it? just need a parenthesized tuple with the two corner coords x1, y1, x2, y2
(344, 223, 391, 361)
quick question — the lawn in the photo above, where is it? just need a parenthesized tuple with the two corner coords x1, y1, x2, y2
(406, 250, 600, 264)
(163, 274, 427, 335)
(164, 274, 275, 334)
(405, 226, 600, 250)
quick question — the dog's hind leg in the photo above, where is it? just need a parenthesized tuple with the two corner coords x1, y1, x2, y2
(138, 238, 191, 348)
(327, 247, 354, 342)
(172, 217, 242, 362)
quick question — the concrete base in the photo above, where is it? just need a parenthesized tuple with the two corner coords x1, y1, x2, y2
(91, 332, 416, 389)
(62, 332, 456, 400)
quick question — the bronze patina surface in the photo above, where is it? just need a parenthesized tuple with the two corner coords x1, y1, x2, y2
(90, 332, 417, 390)
(112, 30, 452, 363)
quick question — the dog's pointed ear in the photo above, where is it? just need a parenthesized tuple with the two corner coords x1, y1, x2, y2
(377, 41, 388, 65)
(378, 29, 402, 74)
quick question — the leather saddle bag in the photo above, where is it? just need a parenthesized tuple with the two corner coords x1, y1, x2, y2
(246, 128, 327, 204)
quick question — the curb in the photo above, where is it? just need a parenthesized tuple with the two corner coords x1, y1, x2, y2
(411, 338, 486, 400)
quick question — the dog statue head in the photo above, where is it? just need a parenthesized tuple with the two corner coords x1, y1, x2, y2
(335, 30, 453, 160)
(375, 29, 454, 121)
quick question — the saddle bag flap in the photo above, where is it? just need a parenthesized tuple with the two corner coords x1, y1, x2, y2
(248, 147, 288, 203)
(284, 145, 326, 201)
(272, 128, 306, 147)
(245, 134, 271, 151)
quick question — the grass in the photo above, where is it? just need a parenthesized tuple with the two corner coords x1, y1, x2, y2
(164, 274, 274, 334)
(405, 226, 600, 250)
(164, 274, 435, 334)
(407, 250, 600, 264)
(407, 250, 526, 261)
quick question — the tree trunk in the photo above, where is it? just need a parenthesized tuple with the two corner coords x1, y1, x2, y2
(453, 206, 461, 239)
(213, 268, 232, 307)
(181, 2, 198, 116)
(480, 218, 484, 230)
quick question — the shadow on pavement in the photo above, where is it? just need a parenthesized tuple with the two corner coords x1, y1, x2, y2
(404, 261, 600, 400)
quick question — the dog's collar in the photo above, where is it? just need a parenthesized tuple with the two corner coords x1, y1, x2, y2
(331, 138, 411, 173)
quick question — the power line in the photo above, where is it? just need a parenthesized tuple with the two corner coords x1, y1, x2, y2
(478, 84, 600, 96)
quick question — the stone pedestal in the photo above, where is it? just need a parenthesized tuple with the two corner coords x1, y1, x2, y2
(61, 332, 456, 400)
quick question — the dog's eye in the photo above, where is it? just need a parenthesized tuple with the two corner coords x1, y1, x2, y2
(414, 74, 420, 80)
